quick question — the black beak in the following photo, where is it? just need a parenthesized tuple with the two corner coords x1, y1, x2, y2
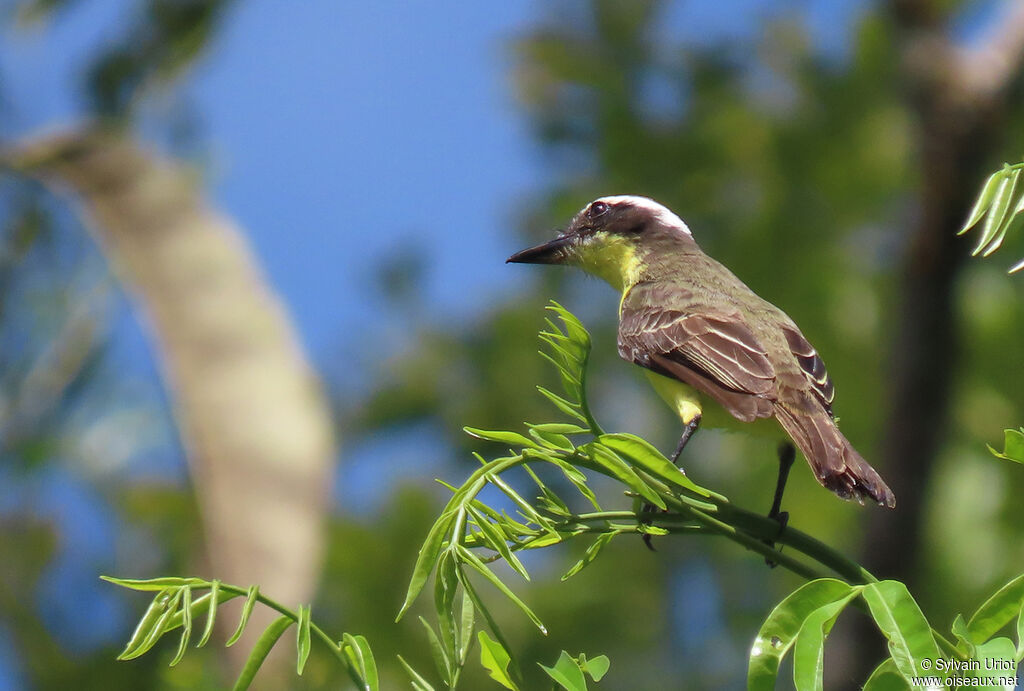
(506, 233, 575, 265)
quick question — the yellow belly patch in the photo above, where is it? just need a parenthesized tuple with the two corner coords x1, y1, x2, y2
(644, 370, 702, 424)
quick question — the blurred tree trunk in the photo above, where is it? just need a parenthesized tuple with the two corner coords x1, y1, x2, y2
(6, 128, 335, 682)
(844, 0, 1024, 682)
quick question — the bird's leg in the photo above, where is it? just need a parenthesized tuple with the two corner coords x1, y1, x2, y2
(642, 414, 702, 550)
(670, 415, 702, 468)
(763, 442, 795, 567)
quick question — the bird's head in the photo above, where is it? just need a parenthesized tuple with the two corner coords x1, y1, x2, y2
(507, 195, 694, 290)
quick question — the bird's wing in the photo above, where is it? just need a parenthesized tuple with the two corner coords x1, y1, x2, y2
(617, 281, 776, 422)
(779, 324, 835, 415)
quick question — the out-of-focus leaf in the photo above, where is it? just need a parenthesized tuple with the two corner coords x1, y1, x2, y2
(748, 578, 858, 691)
(479, 630, 519, 690)
(231, 616, 292, 691)
(861, 581, 942, 680)
(987, 428, 1024, 465)
(967, 573, 1024, 644)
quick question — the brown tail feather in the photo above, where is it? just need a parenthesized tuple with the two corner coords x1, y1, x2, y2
(775, 401, 895, 508)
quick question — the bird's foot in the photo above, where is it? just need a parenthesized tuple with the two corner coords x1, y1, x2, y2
(763, 442, 796, 567)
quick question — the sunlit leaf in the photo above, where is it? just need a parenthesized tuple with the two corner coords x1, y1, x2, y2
(467, 505, 530, 581)
(973, 168, 1019, 255)
(196, 579, 220, 648)
(596, 433, 712, 497)
(459, 588, 475, 665)
(296, 604, 312, 675)
(748, 578, 858, 691)
(231, 616, 292, 691)
(479, 630, 520, 690)
(227, 585, 260, 647)
(862, 658, 910, 690)
(967, 573, 1024, 644)
(169, 585, 192, 666)
(861, 581, 941, 680)
(540, 650, 588, 691)
(792, 593, 859, 691)
(987, 428, 1024, 465)
(464, 427, 542, 449)
(117, 588, 175, 660)
(962, 168, 1007, 233)
(397, 509, 456, 621)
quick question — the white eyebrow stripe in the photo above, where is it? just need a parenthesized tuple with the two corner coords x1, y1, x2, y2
(596, 195, 692, 236)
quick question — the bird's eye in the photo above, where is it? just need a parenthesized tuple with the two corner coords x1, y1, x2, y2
(589, 201, 609, 217)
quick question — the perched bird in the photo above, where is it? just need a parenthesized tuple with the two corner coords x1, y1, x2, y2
(507, 195, 895, 510)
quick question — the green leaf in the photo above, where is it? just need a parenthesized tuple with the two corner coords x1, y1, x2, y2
(988, 428, 1024, 465)
(597, 433, 712, 497)
(464, 427, 542, 449)
(169, 585, 192, 667)
(467, 505, 530, 581)
(397, 509, 456, 621)
(117, 588, 175, 660)
(530, 423, 590, 435)
(433, 551, 459, 673)
(562, 532, 616, 581)
(196, 579, 220, 648)
(230, 615, 292, 691)
(536, 386, 588, 423)
(1016, 606, 1024, 661)
(1009, 256, 1024, 274)
(478, 630, 519, 690)
(127, 587, 183, 660)
(586, 443, 665, 509)
(457, 545, 547, 634)
(343, 633, 379, 691)
(581, 654, 610, 682)
(962, 169, 1007, 233)
(862, 658, 910, 690)
(967, 573, 1024, 644)
(973, 167, 1018, 255)
(860, 581, 942, 680)
(539, 651, 588, 691)
(420, 617, 452, 685)
(791, 593, 859, 691)
(967, 637, 1016, 684)
(227, 585, 260, 647)
(101, 576, 204, 592)
(457, 570, 521, 683)
(951, 613, 976, 657)
(748, 578, 858, 691)
(397, 655, 435, 691)
(295, 604, 312, 675)
(458, 587, 475, 665)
